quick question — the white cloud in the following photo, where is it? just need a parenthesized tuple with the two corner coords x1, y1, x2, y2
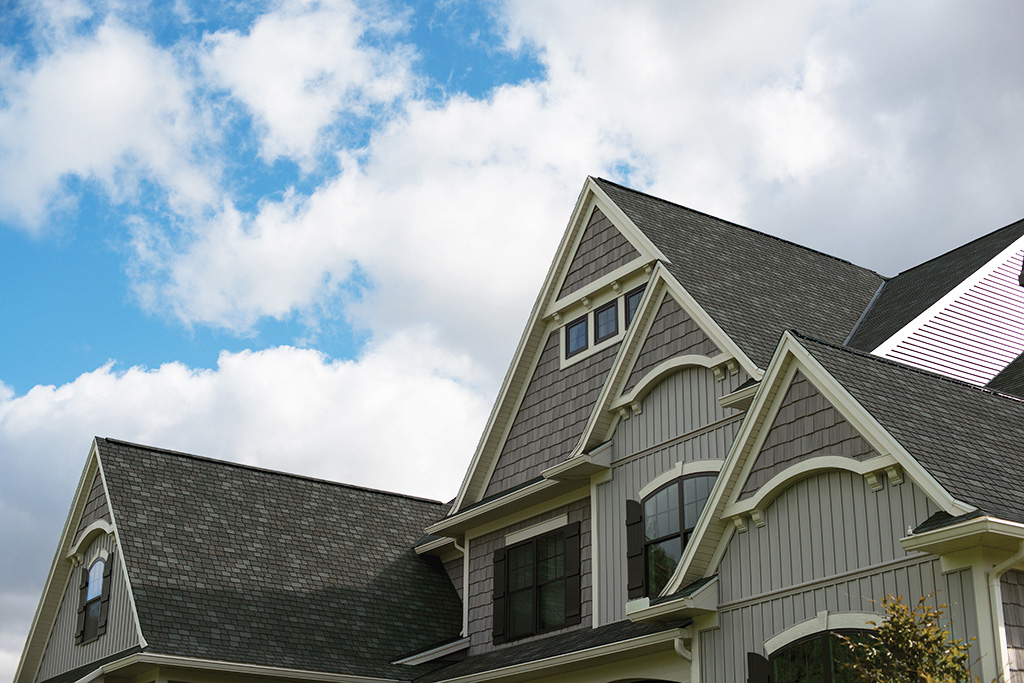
(0, 20, 214, 229)
(201, 0, 417, 164)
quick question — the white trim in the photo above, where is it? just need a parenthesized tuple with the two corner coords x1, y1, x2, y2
(392, 637, 471, 666)
(429, 628, 689, 683)
(427, 479, 564, 536)
(414, 535, 455, 556)
(504, 515, 568, 546)
(612, 355, 728, 410)
(638, 460, 725, 500)
(627, 576, 719, 622)
(73, 652, 399, 683)
(872, 233, 1024, 356)
(764, 611, 879, 655)
(67, 519, 115, 561)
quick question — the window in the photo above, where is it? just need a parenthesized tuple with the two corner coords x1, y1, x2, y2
(626, 474, 715, 598)
(565, 315, 588, 357)
(763, 631, 865, 683)
(76, 555, 111, 644)
(594, 300, 618, 343)
(492, 523, 581, 643)
(625, 285, 646, 328)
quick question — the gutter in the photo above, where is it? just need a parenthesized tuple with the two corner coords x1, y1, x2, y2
(990, 540, 1024, 682)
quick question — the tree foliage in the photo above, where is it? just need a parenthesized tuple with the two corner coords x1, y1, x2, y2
(840, 594, 972, 683)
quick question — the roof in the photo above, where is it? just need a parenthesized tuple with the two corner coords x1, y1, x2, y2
(594, 178, 885, 367)
(794, 335, 1024, 524)
(987, 350, 1024, 398)
(411, 620, 681, 682)
(847, 217, 1024, 351)
(96, 438, 462, 679)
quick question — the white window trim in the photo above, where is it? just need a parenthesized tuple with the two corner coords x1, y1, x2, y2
(504, 514, 569, 546)
(764, 610, 879, 655)
(638, 460, 724, 500)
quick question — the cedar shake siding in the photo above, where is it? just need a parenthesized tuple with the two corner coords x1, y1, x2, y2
(1004, 570, 1024, 682)
(484, 332, 620, 497)
(465, 499, 591, 654)
(557, 208, 641, 300)
(73, 474, 111, 546)
(624, 293, 721, 392)
(35, 534, 139, 683)
(738, 371, 878, 500)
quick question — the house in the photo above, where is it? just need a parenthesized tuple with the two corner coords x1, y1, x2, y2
(15, 177, 1024, 683)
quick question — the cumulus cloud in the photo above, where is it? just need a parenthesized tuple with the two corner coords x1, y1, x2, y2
(0, 19, 215, 229)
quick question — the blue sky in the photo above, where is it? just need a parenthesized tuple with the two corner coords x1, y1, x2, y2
(4, 0, 1024, 678)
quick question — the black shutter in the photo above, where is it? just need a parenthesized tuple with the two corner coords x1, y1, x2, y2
(747, 652, 771, 683)
(96, 554, 113, 636)
(563, 522, 581, 625)
(74, 567, 89, 644)
(626, 499, 646, 598)
(492, 548, 507, 644)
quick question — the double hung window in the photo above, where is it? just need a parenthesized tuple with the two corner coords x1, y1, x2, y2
(76, 553, 112, 644)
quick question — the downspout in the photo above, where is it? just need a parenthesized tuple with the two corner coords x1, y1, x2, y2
(989, 540, 1024, 682)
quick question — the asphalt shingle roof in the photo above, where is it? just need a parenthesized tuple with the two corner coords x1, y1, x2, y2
(595, 178, 885, 367)
(795, 335, 1024, 524)
(97, 438, 462, 679)
(988, 350, 1024, 399)
(847, 217, 1024, 352)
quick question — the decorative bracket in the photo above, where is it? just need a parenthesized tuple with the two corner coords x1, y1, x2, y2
(864, 471, 883, 492)
(733, 516, 748, 533)
(885, 465, 904, 486)
(750, 509, 765, 528)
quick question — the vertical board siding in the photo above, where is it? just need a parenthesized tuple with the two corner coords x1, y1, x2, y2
(720, 472, 940, 604)
(1003, 570, 1024, 682)
(36, 534, 139, 682)
(485, 332, 620, 497)
(624, 294, 721, 392)
(884, 247, 1024, 385)
(739, 372, 878, 499)
(444, 558, 464, 602)
(465, 499, 591, 655)
(557, 208, 641, 299)
(595, 367, 746, 625)
(701, 558, 978, 682)
(73, 474, 112, 545)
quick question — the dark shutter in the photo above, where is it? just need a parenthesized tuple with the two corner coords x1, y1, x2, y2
(97, 555, 113, 636)
(563, 522, 581, 625)
(626, 499, 646, 598)
(492, 548, 507, 644)
(74, 567, 89, 644)
(747, 652, 771, 683)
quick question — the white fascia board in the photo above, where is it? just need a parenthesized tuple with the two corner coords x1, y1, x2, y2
(415, 535, 457, 556)
(428, 628, 688, 683)
(901, 515, 1024, 555)
(873, 232, 1024, 356)
(427, 479, 565, 537)
(392, 637, 471, 666)
(627, 577, 719, 623)
(77, 652, 400, 683)
(718, 382, 759, 410)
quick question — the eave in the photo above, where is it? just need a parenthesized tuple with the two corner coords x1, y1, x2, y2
(901, 515, 1024, 556)
(625, 577, 719, 623)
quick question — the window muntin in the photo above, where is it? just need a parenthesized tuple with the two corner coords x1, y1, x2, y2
(505, 530, 567, 639)
(642, 474, 715, 596)
(82, 559, 105, 642)
(625, 285, 646, 328)
(565, 315, 588, 357)
(594, 301, 618, 343)
(770, 631, 864, 683)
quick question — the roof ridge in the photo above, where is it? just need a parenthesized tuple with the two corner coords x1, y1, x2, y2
(98, 437, 446, 505)
(594, 177, 884, 276)
(789, 331, 1024, 405)
(887, 216, 1024, 278)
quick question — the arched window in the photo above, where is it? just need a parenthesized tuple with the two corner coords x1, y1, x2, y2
(767, 630, 866, 683)
(76, 554, 112, 644)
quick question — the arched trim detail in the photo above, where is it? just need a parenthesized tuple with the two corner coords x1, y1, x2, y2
(613, 355, 729, 410)
(764, 610, 879, 655)
(638, 460, 725, 500)
(67, 519, 114, 564)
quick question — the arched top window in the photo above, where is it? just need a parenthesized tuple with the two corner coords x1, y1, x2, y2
(76, 554, 112, 645)
(762, 630, 867, 683)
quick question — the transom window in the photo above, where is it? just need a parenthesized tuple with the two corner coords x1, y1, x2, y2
(565, 315, 588, 357)
(594, 300, 618, 343)
(642, 474, 715, 596)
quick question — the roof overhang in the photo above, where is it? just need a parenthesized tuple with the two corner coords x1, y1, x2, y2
(429, 627, 690, 683)
(625, 577, 719, 623)
(902, 515, 1024, 556)
(393, 637, 472, 667)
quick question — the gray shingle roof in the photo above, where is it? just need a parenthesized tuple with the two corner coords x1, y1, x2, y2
(988, 350, 1024, 399)
(795, 335, 1024, 524)
(847, 217, 1024, 351)
(97, 438, 462, 679)
(595, 178, 885, 367)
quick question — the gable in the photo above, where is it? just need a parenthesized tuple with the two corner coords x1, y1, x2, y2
(483, 329, 620, 498)
(624, 293, 720, 392)
(738, 371, 878, 499)
(73, 473, 112, 546)
(872, 236, 1024, 385)
(557, 207, 641, 299)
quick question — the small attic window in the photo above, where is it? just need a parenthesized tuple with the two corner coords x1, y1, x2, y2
(594, 300, 618, 343)
(76, 552, 112, 645)
(625, 285, 645, 328)
(565, 315, 588, 357)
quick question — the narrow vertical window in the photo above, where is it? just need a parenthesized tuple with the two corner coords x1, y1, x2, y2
(625, 285, 646, 328)
(594, 301, 618, 343)
(565, 315, 588, 357)
(82, 559, 104, 642)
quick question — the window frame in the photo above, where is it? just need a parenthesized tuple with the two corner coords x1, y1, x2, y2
(76, 553, 112, 645)
(564, 314, 589, 358)
(624, 285, 646, 328)
(767, 629, 867, 683)
(593, 300, 618, 344)
(505, 529, 567, 639)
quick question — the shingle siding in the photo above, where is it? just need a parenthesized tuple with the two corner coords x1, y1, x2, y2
(624, 293, 720, 391)
(484, 332, 619, 497)
(73, 473, 111, 545)
(465, 499, 591, 655)
(739, 371, 878, 499)
(557, 208, 641, 300)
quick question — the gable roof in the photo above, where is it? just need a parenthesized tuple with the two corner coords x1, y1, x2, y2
(593, 178, 885, 367)
(95, 438, 462, 679)
(848, 217, 1024, 352)
(795, 335, 1024, 524)
(988, 350, 1024, 398)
